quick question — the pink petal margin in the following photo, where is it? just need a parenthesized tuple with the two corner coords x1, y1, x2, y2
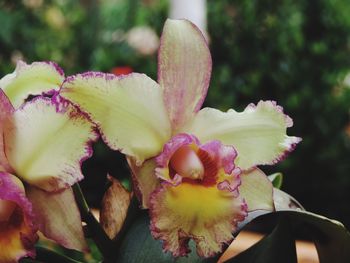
(0, 90, 14, 172)
(200, 140, 237, 175)
(245, 100, 294, 128)
(14, 60, 65, 78)
(5, 93, 99, 192)
(28, 96, 99, 190)
(0, 172, 38, 261)
(51, 95, 100, 173)
(56, 71, 121, 147)
(246, 100, 302, 165)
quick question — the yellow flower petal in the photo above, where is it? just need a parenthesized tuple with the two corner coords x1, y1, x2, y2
(4, 97, 98, 191)
(0, 61, 64, 109)
(182, 101, 301, 170)
(60, 72, 171, 164)
(150, 182, 247, 257)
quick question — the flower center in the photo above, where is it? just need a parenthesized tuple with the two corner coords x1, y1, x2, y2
(170, 146, 205, 180)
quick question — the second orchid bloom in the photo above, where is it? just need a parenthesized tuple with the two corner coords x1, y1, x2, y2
(59, 19, 301, 257)
(0, 61, 98, 262)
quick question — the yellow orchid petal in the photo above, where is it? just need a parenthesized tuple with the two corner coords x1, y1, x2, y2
(239, 168, 274, 211)
(3, 97, 98, 191)
(182, 101, 301, 170)
(0, 61, 64, 109)
(60, 72, 171, 164)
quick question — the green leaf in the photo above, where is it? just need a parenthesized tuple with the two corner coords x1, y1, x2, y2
(268, 173, 283, 189)
(284, 211, 350, 263)
(116, 213, 217, 263)
(31, 246, 83, 263)
(225, 210, 350, 263)
(227, 217, 297, 263)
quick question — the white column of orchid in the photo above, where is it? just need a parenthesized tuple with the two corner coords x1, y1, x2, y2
(169, 0, 208, 38)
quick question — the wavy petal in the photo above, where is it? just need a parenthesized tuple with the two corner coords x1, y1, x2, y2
(128, 158, 159, 209)
(239, 168, 274, 211)
(26, 186, 88, 252)
(150, 183, 247, 257)
(0, 172, 38, 262)
(60, 72, 171, 164)
(3, 97, 98, 191)
(0, 90, 14, 172)
(0, 61, 64, 108)
(158, 19, 212, 130)
(182, 101, 302, 169)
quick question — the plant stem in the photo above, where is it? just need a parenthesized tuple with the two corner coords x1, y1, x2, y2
(72, 183, 117, 263)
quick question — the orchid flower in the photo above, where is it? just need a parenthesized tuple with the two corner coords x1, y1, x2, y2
(0, 61, 98, 262)
(59, 19, 301, 257)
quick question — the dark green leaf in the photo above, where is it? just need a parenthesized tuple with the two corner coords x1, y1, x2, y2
(34, 246, 83, 263)
(227, 217, 297, 263)
(225, 210, 350, 263)
(116, 214, 217, 263)
(284, 211, 350, 263)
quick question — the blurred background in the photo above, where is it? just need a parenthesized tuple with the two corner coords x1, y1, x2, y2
(1, 0, 350, 229)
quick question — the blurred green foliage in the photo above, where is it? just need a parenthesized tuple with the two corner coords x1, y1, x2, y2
(207, 0, 350, 228)
(1, 0, 350, 229)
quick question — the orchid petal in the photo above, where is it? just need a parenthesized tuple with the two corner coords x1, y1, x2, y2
(128, 158, 159, 209)
(60, 72, 171, 164)
(3, 97, 98, 191)
(0, 61, 64, 108)
(26, 186, 88, 252)
(158, 19, 212, 130)
(239, 168, 274, 211)
(0, 90, 14, 172)
(182, 101, 302, 170)
(0, 172, 38, 262)
(150, 183, 247, 258)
